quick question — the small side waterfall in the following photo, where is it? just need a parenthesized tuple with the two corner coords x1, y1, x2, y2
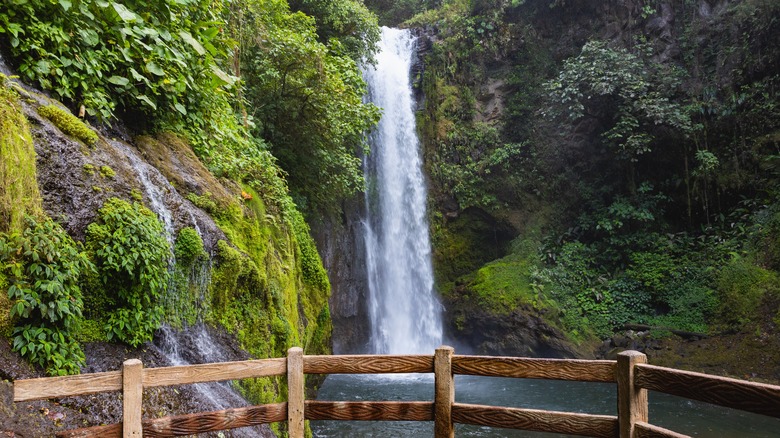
(362, 27, 442, 354)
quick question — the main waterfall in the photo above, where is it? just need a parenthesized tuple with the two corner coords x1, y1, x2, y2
(362, 27, 442, 354)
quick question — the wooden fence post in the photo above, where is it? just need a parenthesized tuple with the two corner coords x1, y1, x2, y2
(617, 350, 648, 438)
(434, 345, 455, 438)
(122, 359, 143, 437)
(287, 347, 305, 438)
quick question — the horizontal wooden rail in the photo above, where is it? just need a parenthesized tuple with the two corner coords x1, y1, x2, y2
(304, 354, 434, 374)
(634, 422, 691, 438)
(453, 355, 617, 382)
(13, 348, 780, 438)
(305, 401, 434, 421)
(143, 358, 287, 387)
(452, 403, 618, 437)
(15, 358, 287, 402)
(14, 370, 122, 401)
(634, 363, 780, 418)
(56, 403, 287, 438)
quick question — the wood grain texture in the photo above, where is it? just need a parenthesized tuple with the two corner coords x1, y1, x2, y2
(287, 347, 305, 438)
(305, 401, 434, 421)
(434, 346, 455, 438)
(14, 371, 122, 401)
(452, 355, 616, 382)
(55, 404, 287, 438)
(617, 351, 648, 438)
(304, 354, 434, 374)
(635, 422, 691, 438)
(635, 364, 780, 418)
(452, 403, 618, 437)
(123, 359, 143, 437)
(143, 403, 287, 437)
(143, 358, 286, 387)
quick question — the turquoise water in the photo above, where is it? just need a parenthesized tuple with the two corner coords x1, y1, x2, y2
(311, 374, 780, 437)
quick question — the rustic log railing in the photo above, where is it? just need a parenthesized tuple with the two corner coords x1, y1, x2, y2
(12, 346, 780, 438)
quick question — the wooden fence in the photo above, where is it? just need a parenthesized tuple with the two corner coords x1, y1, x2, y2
(12, 347, 780, 438)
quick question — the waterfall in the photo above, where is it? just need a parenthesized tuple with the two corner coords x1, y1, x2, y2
(362, 27, 442, 354)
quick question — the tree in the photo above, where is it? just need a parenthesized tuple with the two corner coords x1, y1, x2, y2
(230, 0, 380, 213)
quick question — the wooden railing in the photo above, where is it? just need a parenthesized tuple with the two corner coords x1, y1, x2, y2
(12, 346, 780, 437)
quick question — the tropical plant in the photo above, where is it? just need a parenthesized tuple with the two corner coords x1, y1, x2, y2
(0, 217, 92, 375)
(85, 198, 169, 346)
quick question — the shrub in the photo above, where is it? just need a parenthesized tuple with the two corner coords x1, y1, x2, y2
(0, 216, 92, 375)
(716, 256, 778, 328)
(86, 198, 169, 346)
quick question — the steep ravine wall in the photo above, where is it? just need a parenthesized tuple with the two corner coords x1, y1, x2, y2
(0, 57, 330, 435)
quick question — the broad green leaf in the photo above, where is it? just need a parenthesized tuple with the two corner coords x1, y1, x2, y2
(146, 61, 164, 76)
(209, 65, 235, 86)
(136, 94, 157, 109)
(58, 0, 72, 11)
(107, 76, 130, 86)
(78, 29, 100, 47)
(179, 31, 205, 56)
(112, 2, 137, 22)
(173, 102, 187, 115)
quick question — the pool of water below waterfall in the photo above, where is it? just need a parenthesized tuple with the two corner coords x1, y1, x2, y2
(311, 374, 780, 437)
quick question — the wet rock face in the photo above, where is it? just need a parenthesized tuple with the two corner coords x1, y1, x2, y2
(20, 96, 226, 252)
(312, 199, 370, 354)
(443, 297, 591, 359)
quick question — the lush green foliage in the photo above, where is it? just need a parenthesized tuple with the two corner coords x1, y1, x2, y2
(364, 0, 437, 25)
(37, 105, 99, 145)
(0, 217, 92, 375)
(85, 198, 169, 346)
(417, 0, 780, 344)
(0, 0, 234, 121)
(229, 0, 380, 213)
(288, 0, 380, 61)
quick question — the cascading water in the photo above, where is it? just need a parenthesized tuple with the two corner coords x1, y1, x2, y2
(362, 27, 442, 354)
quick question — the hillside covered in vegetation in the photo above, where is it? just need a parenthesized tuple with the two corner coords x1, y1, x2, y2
(379, 0, 780, 376)
(0, 0, 378, 434)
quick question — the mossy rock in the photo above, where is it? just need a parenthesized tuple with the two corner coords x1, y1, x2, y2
(174, 227, 207, 265)
(0, 271, 12, 337)
(37, 104, 98, 145)
(1, 78, 44, 233)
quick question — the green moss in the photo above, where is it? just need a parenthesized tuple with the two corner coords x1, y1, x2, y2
(1, 76, 43, 233)
(99, 165, 115, 178)
(174, 227, 206, 265)
(717, 257, 780, 327)
(37, 104, 98, 145)
(83, 163, 96, 175)
(0, 271, 11, 337)
(130, 188, 143, 201)
(465, 253, 539, 314)
(75, 318, 108, 343)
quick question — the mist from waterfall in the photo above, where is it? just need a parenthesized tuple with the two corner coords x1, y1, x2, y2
(362, 27, 442, 354)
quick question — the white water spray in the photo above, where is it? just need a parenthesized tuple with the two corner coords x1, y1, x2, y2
(363, 27, 442, 354)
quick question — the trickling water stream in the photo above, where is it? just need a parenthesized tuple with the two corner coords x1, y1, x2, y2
(113, 139, 265, 436)
(362, 27, 442, 355)
(153, 325, 273, 438)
